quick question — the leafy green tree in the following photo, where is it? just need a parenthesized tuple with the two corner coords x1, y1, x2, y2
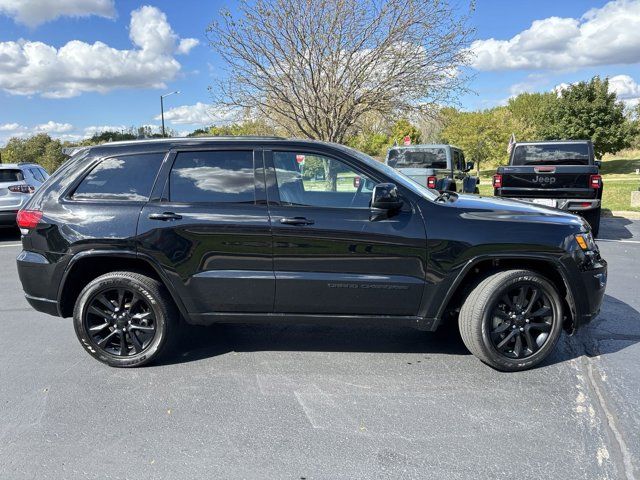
(542, 76, 631, 158)
(440, 107, 523, 170)
(390, 119, 422, 146)
(506, 92, 556, 139)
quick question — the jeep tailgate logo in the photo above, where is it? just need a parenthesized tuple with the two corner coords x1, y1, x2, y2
(534, 175, 556, 185)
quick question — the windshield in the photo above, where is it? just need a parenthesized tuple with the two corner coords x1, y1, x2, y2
(386, 148, 448, 169)
(512, 144, 590, 166)
(0, 169, 24, 183)
(336, 145, 438, 200)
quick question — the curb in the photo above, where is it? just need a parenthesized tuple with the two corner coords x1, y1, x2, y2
(602, 210, 640, 220)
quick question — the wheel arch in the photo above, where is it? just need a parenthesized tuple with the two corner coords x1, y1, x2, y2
(57, 250, 190, 321)
(435, 254, 577, 332)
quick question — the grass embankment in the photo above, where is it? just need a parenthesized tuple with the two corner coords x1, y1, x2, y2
(477, 151, 640, 213)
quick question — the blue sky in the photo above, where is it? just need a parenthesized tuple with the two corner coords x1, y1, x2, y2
(1, 0, 639, 145)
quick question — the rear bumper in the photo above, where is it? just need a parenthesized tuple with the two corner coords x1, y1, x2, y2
(25, 294, 59, 316)
(17, 250, 61, 317)
(0, 210, 18, 226)
(498, 196, 600, 211)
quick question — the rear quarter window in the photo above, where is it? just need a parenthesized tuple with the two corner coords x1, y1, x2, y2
(72, 153, 164, 201)
(0, 169, 24, 182)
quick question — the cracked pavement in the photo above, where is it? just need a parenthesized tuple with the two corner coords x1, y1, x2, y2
(0, 217, 638, 479)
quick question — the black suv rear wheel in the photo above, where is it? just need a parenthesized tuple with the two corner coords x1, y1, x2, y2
(73, 271, 177, 367)
(458, 270, 563, 371)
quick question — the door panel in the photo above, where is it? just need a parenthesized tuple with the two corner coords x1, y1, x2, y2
(136, 148, 274, 314)
(267, 150, 428, 316)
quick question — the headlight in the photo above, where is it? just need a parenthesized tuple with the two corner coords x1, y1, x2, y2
(575, 232, 596, 251)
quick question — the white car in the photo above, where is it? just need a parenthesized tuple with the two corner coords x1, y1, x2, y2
(0, 163, 49, 228)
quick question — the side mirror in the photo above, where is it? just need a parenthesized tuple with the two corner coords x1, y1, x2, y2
(464, 161, 475, 172)
(595, 160, 601, 168)
(371, 183, 403, 211)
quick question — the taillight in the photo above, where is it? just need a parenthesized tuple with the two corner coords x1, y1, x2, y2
(590, 174, 602, 189)
(16, 209, 43, 229)
(353, 176, 361, 188)
(427, 176, 437, 189)
(493, 174, 503, 188)
(8, 184, 35, 194)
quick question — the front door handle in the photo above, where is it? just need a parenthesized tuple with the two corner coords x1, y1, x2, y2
(280, 217, 314, 226)
(148, 212, 183, 221)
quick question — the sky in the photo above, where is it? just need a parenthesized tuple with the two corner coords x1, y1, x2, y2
(1, 0, 640, 145)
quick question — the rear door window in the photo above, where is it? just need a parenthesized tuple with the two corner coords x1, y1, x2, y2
(0, 169, 24, 182)
(72, 153, 164, 201)
(387, 148, 447, 169)
(512, 144, 590, 165)
(169, 150, 255, 203)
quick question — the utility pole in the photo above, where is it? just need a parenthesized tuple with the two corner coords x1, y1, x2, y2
(160, 91, 180, 138)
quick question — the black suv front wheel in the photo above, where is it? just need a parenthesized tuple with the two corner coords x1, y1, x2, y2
(73, 271, 177, 367)
(458, 270, 564, 371)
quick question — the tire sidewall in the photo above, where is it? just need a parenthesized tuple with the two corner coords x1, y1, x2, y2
(479, 274, 564, 371)
(73, 276, 168, 367)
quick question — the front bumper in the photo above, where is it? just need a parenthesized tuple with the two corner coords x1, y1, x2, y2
(564, 256, 607, 329)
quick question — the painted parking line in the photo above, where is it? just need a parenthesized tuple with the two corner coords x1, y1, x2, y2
(0, 243, 21, 248)
(597, 239, 640, 245)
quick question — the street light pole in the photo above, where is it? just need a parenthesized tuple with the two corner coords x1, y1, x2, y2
(160, 91, 180, 138)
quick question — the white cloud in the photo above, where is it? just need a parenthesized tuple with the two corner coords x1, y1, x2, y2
(471, 0, 640, 71)
(0, 122, 22, 131)
(156, 102, 239, 126)
(82, 125, 128, 137)
(608, 74, 640, 106)
(0, 0, 115, 27)
(34, 121, 74, 133)
(0, 6, 199, 98)
(551, 75, 640, 106)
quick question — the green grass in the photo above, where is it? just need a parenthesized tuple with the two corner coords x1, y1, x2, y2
(476, 150, 640, 212)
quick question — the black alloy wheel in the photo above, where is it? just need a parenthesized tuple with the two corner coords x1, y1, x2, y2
(74, 271, 177, 367)
(488, 283, 554, 359)
(84, 287, 157, 356)
(458, 269, 564, 371)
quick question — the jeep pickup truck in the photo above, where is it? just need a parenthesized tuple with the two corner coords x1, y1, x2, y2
(386, 144, 479, 194)
(493, 140, 602, 236)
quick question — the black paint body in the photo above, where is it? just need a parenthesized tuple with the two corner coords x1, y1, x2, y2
(17, 138, 607, 332)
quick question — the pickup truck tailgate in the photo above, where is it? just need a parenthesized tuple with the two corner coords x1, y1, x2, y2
(497, 165, 598, 199)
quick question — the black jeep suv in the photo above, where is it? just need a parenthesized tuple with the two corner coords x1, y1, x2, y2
(16, 137, 607, 371)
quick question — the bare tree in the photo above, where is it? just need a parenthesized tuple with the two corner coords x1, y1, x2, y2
(207, 0, 473, 144)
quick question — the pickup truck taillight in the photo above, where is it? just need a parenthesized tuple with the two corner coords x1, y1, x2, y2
(590, 174, 602, 189)
(16, 209, 43, 229)
(427, 176, 437, 189)
(8, 184, 35, 194)
(492, 174, 502, 188)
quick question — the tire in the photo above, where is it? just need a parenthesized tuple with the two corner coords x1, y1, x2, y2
(582, 207, 601, 237)
(474, 187, 480, 194)
(458, 269, 564, 372)
(73, 271, 178, 367)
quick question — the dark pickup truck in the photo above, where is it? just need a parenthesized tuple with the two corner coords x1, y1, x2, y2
(493, 140, 603, 236)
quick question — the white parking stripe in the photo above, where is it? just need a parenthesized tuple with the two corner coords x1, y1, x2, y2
(0, 243, 21, 248)
(597, 239, 640, 245)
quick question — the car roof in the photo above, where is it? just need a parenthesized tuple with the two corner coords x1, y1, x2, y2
(514, 140, 591, 145)
(388, 144, 458, 150)
(82, 136, 356, 156)
(0, 163, 40, 169)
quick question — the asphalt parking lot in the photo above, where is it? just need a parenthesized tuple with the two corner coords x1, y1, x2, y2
(0, 218, 638, 480)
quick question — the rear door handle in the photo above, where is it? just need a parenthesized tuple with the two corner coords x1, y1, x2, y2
(280, 217, 314, 226)
(148, 212, 182, 221)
